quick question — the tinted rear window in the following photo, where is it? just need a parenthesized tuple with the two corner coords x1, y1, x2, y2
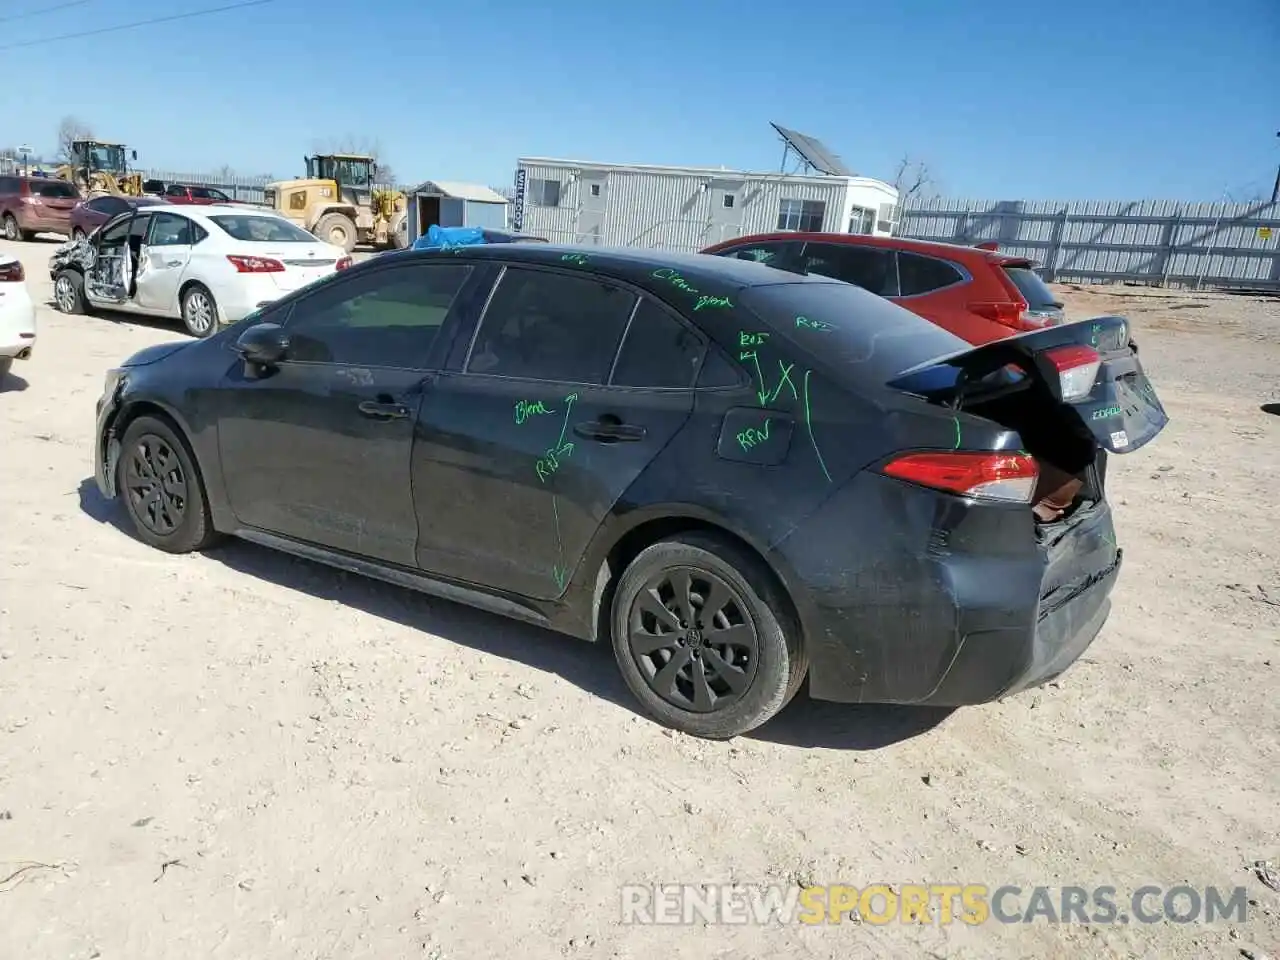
(35, 180, 79, 199)
(209, 215, 315, 242)
(1002, 265, 1060, 309)
(738, 280, 968, 384)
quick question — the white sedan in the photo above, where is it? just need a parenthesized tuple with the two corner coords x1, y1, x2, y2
(47, 204, 351, 337)
(0, 250, 37, 382)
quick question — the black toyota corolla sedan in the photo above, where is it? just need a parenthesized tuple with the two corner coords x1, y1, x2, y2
(92, 244, 1167, 739)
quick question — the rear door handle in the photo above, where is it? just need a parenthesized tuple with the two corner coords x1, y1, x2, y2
(573, 420, 646, 442)
(357, 399, 409, 420)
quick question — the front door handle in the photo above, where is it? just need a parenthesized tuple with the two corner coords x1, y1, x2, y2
(573, 419, 646, 443)
(165, 260, 183, 267)
(357, 399, 409, 420)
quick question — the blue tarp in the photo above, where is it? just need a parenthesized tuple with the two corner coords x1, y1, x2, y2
(413, 225, 487, 250)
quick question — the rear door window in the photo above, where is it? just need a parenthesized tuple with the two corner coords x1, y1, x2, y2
(147, 212, 195, 246)
(800, 242, 898, 296)
(465, 266, 635, 383)
(896, 252, 965, 297)
(609, 298, 705, 388)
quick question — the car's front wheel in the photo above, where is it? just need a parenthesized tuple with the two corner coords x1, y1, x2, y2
(610, 532, 807, 739)
(53, 270, 87, 315)
(2, 214, 19, 242)
(116, 415, 219, 554)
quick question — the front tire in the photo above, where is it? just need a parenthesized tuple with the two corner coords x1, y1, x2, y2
(610, 532, 807, 740)
(180, 283, 218, 338)
(116, 415, 218, 554)
(2, 214, 18, 241)
(53, 270, 87, 315)
(389, 211, 409, 249)
(314, 212, 358, 254)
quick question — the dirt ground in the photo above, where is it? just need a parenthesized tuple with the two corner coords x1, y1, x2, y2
(2, 235, 1278, 960)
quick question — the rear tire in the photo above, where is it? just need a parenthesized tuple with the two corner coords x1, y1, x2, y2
(2, 214, 18, 241)
(53, 270, 87, 315)
(0, 357, 12, 381)
(116, 415, 219, 554)
(180, 283, 218, 338)
(314, 212, 358, 254)
(610, 532, 807, 740)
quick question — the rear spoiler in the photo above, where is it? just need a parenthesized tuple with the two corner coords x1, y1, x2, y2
(974, 240, 999, 251)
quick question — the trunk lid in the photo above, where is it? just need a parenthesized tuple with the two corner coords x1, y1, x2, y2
(888, 314, 1167, 455)
(249, 245, 340, 291)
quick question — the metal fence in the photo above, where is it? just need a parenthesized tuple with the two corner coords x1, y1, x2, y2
(899, 198, 1280, 290)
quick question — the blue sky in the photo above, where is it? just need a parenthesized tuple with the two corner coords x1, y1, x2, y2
(3, 0, 1277, 200)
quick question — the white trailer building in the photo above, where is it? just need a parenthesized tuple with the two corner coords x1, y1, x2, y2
(512, 124, 899, 252)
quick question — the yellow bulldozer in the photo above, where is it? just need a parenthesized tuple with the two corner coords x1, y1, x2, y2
(54, 140, 143, 198)
(262, 154, 407, 254)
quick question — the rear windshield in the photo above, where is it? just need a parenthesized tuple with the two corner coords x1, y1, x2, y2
(1002, 265, 1061, 309)
(209, 215, 315, 243)
(34, 181, 79, 199)
(738, 279, 969, 384)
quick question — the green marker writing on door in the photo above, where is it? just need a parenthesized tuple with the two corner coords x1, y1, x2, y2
(514, 399, 557, 425)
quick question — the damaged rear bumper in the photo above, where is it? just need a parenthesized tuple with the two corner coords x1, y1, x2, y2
(776, 472, 1124, 708)
(917, 548, 1121, 706)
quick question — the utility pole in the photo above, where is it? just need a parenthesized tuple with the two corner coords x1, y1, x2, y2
(1272, 131, 1280, 204)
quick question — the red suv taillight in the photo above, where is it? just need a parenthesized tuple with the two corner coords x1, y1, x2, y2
(881, 451, 1039, 504)
(227, 255, 284, 273)
(336, 256, 353, 271)
(0, 261, 25, 282)
(966, 300, 1049, 331)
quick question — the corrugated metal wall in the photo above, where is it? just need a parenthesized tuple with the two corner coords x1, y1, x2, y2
(515, 162, 848, 252)
(900, 198, 1280, 289)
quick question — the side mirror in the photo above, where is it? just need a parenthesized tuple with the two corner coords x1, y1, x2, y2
(131, 150, 138, 161)
(233, 322, 289, 366)
(370, 162, 379, 180)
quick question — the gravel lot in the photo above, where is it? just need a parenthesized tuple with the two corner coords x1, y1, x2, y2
(2, 235, 1278, 960)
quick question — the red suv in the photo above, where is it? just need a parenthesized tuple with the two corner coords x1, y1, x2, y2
(0, 175, 81, 241)
(701, 232, 1065, 345)
(162, 183, 235, 205)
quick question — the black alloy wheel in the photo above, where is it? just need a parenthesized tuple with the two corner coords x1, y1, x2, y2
(627, 566, 759, 713)
(123, 433, 188, 536)
(611, 532, 807, 740)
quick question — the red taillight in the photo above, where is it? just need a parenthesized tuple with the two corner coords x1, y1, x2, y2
(969, 299, 1056, 332)
(881, 451, 1039, 504)
(0, 261, 24, 282)
(336, 256, 353, 271)
(227, 254, 284, 273)
(1042, 344, 1101, 401)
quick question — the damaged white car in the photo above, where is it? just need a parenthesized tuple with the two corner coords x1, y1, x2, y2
(49, 204, 352, 338)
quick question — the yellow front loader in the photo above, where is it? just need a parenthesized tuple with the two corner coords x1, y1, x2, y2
(261, 153, 407, 253)
(54, 140, 143, 198)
